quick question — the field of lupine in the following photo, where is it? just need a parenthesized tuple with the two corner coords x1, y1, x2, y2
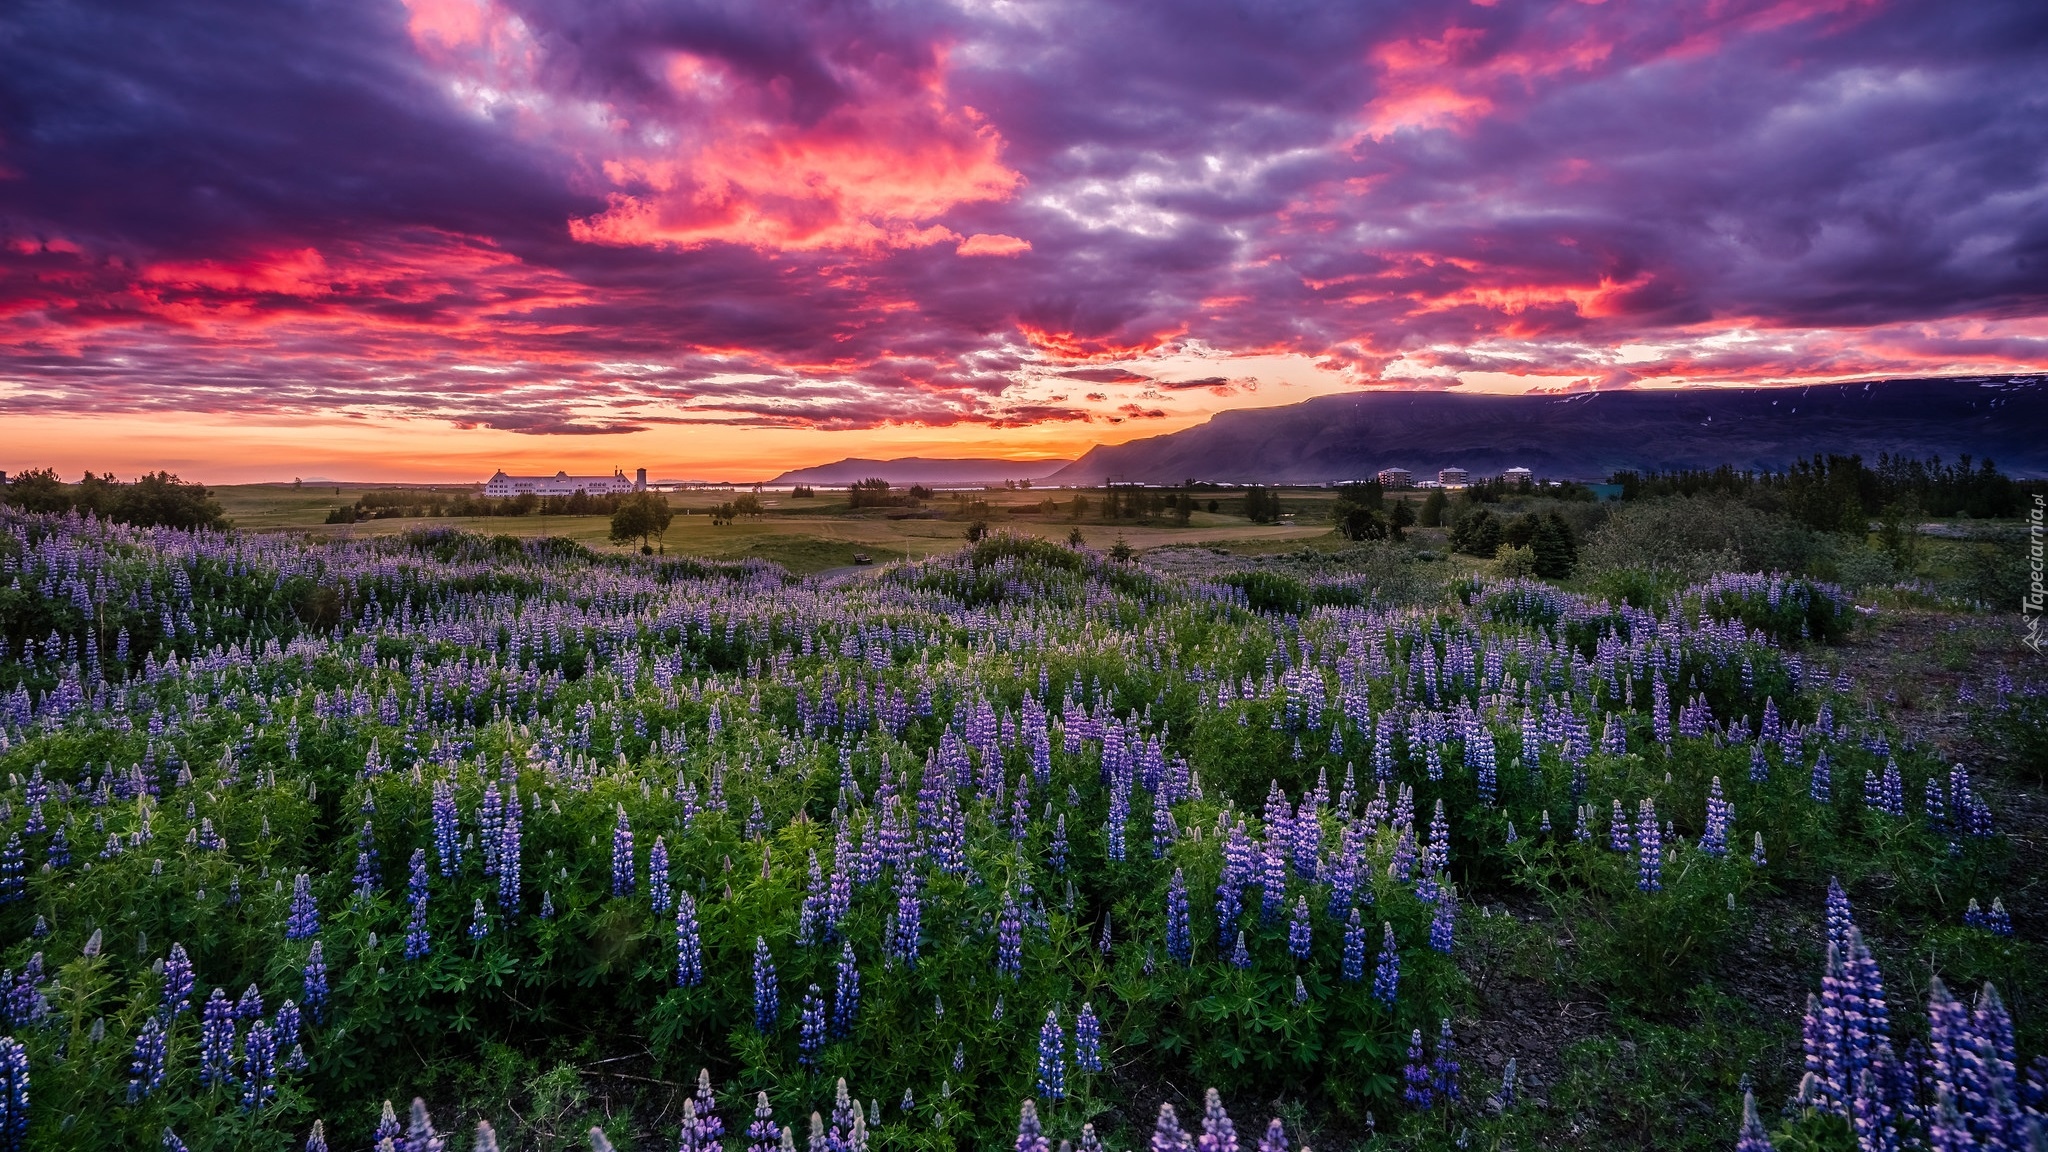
(0, 512, 2039, 1151)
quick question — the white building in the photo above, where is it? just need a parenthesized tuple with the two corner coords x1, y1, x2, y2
(1502, 467, 1533, 484)
(484, 468, 644, 497)
(1377, 467, 1413, 489)
(1437, 467, 1469, 487)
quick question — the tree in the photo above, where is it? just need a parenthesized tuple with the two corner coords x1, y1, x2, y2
(114, 472, 228, 530)
(709, 502, 737, 526)
(609, 492, 673, 550)
(1069, 494, 1091, 521)
(733, 493, 764, 518)
(1531, 514, 1577, 578)
(1494, 543, 1537, 578)
(1448, 507, 1501, 557)
(1109, 535, 1134, 563)
(1, 467, 71, 514)
(1419, 489, 1449, 527)
(1389, 499, 1414, 541)
(965, 519, 989, 544)
(1067, 527, 1086, 548)
(1244, 487, 1282, 524)
(1332, 482, 1387, 541)
(1875, 498, 1921, 573)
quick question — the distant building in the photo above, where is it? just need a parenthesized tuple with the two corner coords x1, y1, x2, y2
(1502, 467, 1533, 484)
(1437, 467, 1469, 487)
(483, 468, 642, 497)
(1377, 467, 1413, 489)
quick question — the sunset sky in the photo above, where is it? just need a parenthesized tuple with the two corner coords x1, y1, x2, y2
(2, 0, 2044, 482)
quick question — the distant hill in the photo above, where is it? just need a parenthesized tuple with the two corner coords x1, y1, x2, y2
(769, 456, 1070, 487)
(1047, 376, 2048, 484)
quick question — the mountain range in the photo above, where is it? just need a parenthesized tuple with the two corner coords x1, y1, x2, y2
(1046, 375, 2048, 484)
(767, 456, 1070, 487)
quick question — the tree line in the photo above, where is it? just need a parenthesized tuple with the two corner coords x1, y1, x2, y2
(1611, 453, 2039, 525)
(0, 468, 227, 530)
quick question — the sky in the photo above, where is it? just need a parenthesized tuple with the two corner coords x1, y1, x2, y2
(1, 0, 2045, 483)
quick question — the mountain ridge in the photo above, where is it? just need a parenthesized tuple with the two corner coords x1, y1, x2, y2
(1046, 376, 2048, 484)
(767, 456, 1070, 487)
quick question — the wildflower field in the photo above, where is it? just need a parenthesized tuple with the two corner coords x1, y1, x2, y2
(0, 514, 2039, 1151)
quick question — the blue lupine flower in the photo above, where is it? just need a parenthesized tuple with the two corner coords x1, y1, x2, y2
(1735, 1091, 1775, 1152)
(404, 849, 430, 961)
(1197, 1088, 1236, 1151)
(305, 1121, 327, 1152)
(1230, 930, 1251, 970)
(350, 821, 379, 901)
(0, 1037, 22, 1152)
(1076, 1002, 1103, 1073)
(198, 988, 236, 1089)
(301, 942, 327, 1023)
(798, 985, 826, 1069)
(893, 869, 923, 968)
(1637, 799, 1663, 892)
(753, 937, 779, 1033)
(649, 837, 671, 915)
(1050, 814, 1068, 873)
(1701, 778, 1730, 857)
(1152, 1103, 1191, 1152)
(1341, 910, 1365, 982)
(1430, 1018, 1460, 1105)
(675, 893, 704, 987)
(1294, 976, 1308, 1004)
(235, 983, 263, 1023)
(431, 778, 461, 877)
(1374, 922, 1400, 1007)
(1752, 832, 1768, 867)
(1166, 868, 1192, 966)
(274, 1001, 303, 1066)
(468, 899, 488, 941)
(1036, 1008, 1066, 1099)
(128, 1015, 167, 1100)
(1810, 752, 1832, 805)
(0, 836, 23, 905)
(1429, 889, 1455, 954)
(162, 943, 195, 1019)
(1257, 1118, 1289, 1152)
(240, 1019, 277, 1110)
(1609, 800, 1631, 853)
(610, 806, 634, 897)
(1402, 1028, 1433, 1111)
(831, 941, 858, 1037)
(998, 895, 1024, 979)
(1287, 896, 1312, 959)
(285, 874, 320, 941)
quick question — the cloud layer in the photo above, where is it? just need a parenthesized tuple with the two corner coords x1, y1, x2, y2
(2, 0, 2044, 436)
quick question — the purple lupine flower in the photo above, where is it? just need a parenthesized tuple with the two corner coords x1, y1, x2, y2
(893, 868, 923, 968)
(468, 898, 488, 941)
(1987, 898, 2012, 936)
(1015, 1099, 1050, 1152)
(1431, 1017, 1461, 1105)
(998, 895, 1024, 979)
(1152, 1103, 1193, 1152)
(1750, 743, 1769, 784)
(798, 985, 826, 1068)
(1229, 930, 1251, 970)
(1036, 1008, 1066, 1099)
(610, 806, 634, 897)
(1429, 889, 1456, 954)
(404, 849, 430, 960)
(649, 837, 671, 915)
(1341, 909, 1365, 982)
(1498, 1058, 1518, 1111)
(1076, 1002, 1103, 1073)
(430, 778, 460, 877)
(831, 941, 858, 1037)
(0, 1037, 21, 1152)
(1165, 868, 1192, 966)
(240, 1019, 277, 1110)
(1636, 800, 1663, 892)
(350, 820, 379, 901)
(1751, 833, 1767, 868)
(301, 942, 327, 1023)
(198, 988, 236, 1089)
(745, 1091, 779, 1152)
(286, 874, 319, 941)
(1701, 777, 1730, 857)
(1050, 813, 1068, 873)
(1287, 897, 1311, 960)
(496, 787, 523, 912)
(162, 943, 195, 1019)
(752, 937, 779, 1033)
(1402, 1028, 1434, 1111)
(1256, 1118, 1289, 1152)
(235, 984, 263, 1023)
(128, 1015, 167, 1100)
(1608, 799, 1631, 853)
(1197, 1089, 1236, 1152)
(1810, 752, 1832, 805)
(275, 1001, 303, 1066)
(692, 1068, 725, 1147)
(0, 836, 22, 905)
(1735, 1090, 1775, 1152)
(1373, 921, 1400, 1008)
(675, 892, 704, 987)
